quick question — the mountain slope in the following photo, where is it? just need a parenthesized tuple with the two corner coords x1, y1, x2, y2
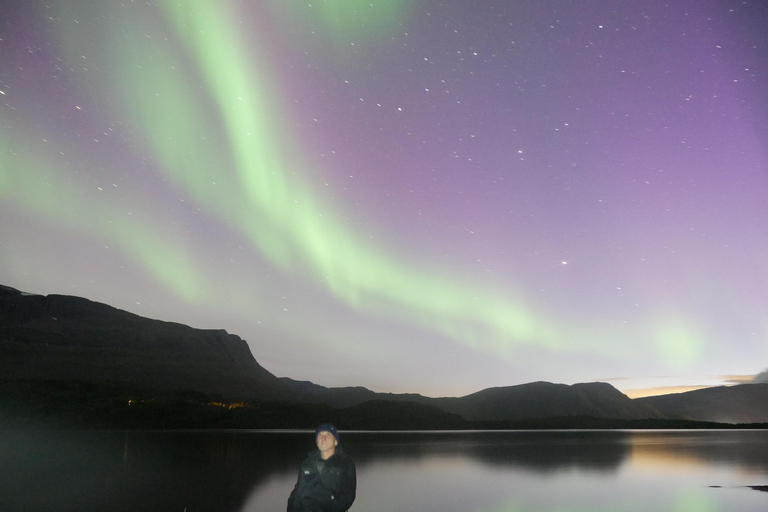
(279, 377, 433, 408)
(0, 285, 288, 400)
(431, 381, 663, 421)
(636, 384, 768, 423)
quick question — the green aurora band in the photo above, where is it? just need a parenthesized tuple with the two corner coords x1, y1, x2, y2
(0, 132, 206, 301)
(0, 0, 708, 367)
(155, 0, 566, 353)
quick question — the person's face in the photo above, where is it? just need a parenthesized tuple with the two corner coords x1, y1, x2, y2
(316, 431, 337, 452)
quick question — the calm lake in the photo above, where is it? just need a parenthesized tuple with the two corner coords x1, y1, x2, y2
(2, 429, 767, 512)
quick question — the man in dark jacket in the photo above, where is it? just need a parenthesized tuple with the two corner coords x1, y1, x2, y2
(287, 423, 356, 512)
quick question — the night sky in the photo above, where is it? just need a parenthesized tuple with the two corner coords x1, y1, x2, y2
(2, 1, 767, 398)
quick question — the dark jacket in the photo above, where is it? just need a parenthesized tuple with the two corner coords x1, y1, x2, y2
(287, 446, 356, 512)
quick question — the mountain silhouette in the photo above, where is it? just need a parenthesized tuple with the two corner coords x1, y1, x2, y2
(0, 284, 288, 400)
(637, 384, 768, 424)
(2, 284, 766, 428)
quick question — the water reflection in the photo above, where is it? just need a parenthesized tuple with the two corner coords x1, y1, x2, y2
(346, 431, 632, 472)
(627, 430, 768, 473)
(0, 430, 305, 512)
(1, 430, 767, 512)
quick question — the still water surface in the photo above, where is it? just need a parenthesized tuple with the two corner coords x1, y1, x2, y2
(2, 429, 767, 512)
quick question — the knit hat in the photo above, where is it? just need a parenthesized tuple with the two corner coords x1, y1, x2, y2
(315, 423, 339, 442)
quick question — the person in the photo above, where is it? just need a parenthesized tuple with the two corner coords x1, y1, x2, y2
(287, 423, 357, 512)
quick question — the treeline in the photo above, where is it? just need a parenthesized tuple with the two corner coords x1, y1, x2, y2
(2, 379, 766, 430)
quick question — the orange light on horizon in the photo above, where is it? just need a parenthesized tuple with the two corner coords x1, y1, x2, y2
(617, 373, 757, 399)
(624, 385, 716, 399)
(208, 401, 246, 409)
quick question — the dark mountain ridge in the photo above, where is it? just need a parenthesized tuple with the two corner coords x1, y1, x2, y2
(637, 384, 768, 424)
(279, 377, 434, 408)
(278, 378, 664, 422)
(432, 381, 664, 421)
(2, 285, 766, 427)
(0, 285, 288, 400)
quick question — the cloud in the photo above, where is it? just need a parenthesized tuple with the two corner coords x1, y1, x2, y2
(623, 385, 712, 399)
(722, 374, 757, 385)
(751, 370, 768, 384)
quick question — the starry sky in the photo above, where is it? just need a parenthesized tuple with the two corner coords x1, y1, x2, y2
(2, 0, 767, 398)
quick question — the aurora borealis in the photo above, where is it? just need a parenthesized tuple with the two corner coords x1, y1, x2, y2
(2, 1, 767, 397)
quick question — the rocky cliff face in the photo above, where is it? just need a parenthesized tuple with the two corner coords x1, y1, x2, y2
(0, 285, 288, 400)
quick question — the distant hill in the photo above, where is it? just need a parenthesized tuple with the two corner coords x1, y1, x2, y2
(431, 381, 664, 421)
(279, 378, 382, 407)
(280, 378, 665, 421)
(2, 284, 767, 428)
(637, 384, 768, 424)
(279, 377, 434, 408)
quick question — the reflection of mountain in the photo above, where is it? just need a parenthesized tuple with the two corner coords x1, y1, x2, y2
(348, 431, 632, 473)
(628, 430, 768, 474)
(0, 429, 306, 512)
(6, 429, 767, 512)
(3, 285, 768, 428)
